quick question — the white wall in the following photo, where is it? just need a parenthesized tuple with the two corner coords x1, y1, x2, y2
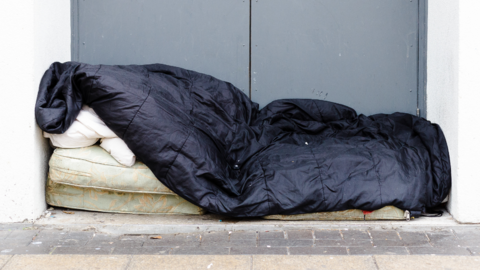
(0, 0, 70, 222)
(428, 0, 480, 223)
(454, 0, 480, 223)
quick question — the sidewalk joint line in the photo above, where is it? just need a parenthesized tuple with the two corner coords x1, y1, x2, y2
(451, 228, 460, 239)
(312, 230, 316, 247)
(0, 254, 15, 270)
(123, 254, 134, 270)
(424, 231, 434, 247)
(366, 230, 373, 240)
(372, 255, 380, 270)
(396, 231, 402, 240)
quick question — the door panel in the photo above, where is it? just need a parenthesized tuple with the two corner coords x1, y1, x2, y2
(72, 0, 250, 93)
(251, 0, 419, 115)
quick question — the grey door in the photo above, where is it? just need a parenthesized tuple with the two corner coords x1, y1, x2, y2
(72, 0, 426, 116)
(71, 0, 250, 93)
(251, 0, 424, 116)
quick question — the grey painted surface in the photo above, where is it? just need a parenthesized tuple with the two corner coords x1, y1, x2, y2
(72, 0, 425, 116)
(72, 0, 250, 93)
(251, 0, 420, 115)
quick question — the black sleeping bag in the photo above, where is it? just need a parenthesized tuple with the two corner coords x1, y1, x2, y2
(35, 62, 451, 217)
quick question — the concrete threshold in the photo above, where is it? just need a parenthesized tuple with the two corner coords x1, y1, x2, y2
(1, 208, 474, 235)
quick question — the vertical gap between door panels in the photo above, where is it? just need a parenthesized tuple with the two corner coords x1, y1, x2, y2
(416, 0, 421, 116)
(249, 0, 252, 99)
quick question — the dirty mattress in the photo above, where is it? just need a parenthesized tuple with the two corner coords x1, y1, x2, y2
(46, 145, 204, 215)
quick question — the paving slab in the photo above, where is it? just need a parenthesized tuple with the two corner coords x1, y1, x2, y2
(407, 246, 471, 255)
(199, 239, 257, 247)
(170, 246, 229, 255)
(0, 245, 54, 255)
(6, 230, 38, 240)
(316, 239, 372, 247)
(172, 233, 202, 245)
(0, 255, 12, 268)
(64, 231, 95, 241)
(0, 239, 32, 249)
(142, 235, 177, 247)
(128, 255, 251, 270)
(2, 255, 131, 270)
(52, 246, 114, 255)
(30, 239, 88, 247)
(398, 231, 431, 247)
(341, 230, 371, 240)
(200, 232, 234, 247)
(469, 247, 480, 256)
(84, 233, 121, 247)
(0, 225, 37, 231)
(374, 255, 480, 270)
(372, 240, 406, 247)
(252, 255, 377, 270)
(87, 239, 143, 248)
(289, 247, 348, 255)
(348, 246, 408, 255)
(34, 229, 68, 240)
(314, 230, 343, 240)
(369, 230, 400, 240)
(426, 231, 461, 247)
(112, 246, 171, 255)
(454, 229, 480, 246)
(202, 231, 230, 241)
(229, 231, 256, 240)
(287, 230, 313, 240)
(259, 231, 284, 239)
(258, 239, 313, 247)
(227, 239, 257, 247)
(230, 247, 287, 255)
(0, 231, 12, 239)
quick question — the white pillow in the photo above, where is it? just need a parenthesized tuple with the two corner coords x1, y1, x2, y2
(76, 106, 117, 138)
(100, 137, 136, 167)
(44, 120, 99, 148)
(44, 105, 136, 167)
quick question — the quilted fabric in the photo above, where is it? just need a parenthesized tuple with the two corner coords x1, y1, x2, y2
(47, 146, 204, 215)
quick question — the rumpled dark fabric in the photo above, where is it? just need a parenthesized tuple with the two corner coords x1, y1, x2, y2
(36, 62, 451, 217)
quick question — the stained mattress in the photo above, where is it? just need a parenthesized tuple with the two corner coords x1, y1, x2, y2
(46, 145, 205, 215)
(46, 145, 409, 220)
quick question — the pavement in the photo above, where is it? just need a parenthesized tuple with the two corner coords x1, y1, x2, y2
(1, 208, 480, 269)
(0, 255, 480, 270)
